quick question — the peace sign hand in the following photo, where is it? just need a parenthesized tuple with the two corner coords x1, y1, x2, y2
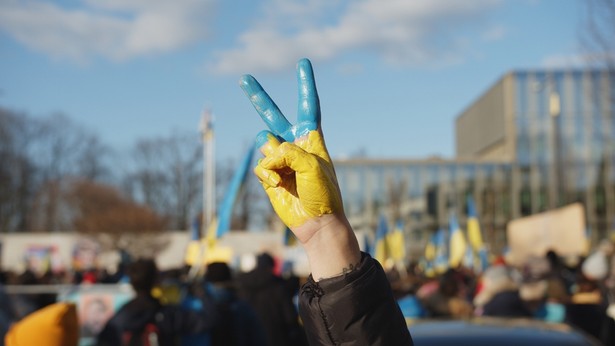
(239, 58, 344, 244)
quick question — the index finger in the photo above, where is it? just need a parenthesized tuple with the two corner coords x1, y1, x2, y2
(239, 74, 293, 141)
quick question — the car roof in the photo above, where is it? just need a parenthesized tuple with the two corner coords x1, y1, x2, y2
(407, 317, 602, 346)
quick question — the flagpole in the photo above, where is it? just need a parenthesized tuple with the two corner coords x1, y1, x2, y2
(200, 109, 215, 235)
(190, 109, 214, 279)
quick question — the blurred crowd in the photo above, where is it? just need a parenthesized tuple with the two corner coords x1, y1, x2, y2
(2, 240, 615, 345)
(390, 238, 615, 345)
(0, 251, 307, 346)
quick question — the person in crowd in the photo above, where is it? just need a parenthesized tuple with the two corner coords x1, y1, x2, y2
(240, 57, 413, 345)
(545, 249, 577, 294)
(533, 277, 570, 323)
(0, 282, 16, 346)
(203, 262, 267, 346)
(474, 265, 532, 317)
(96, 258, 219, 346)
(237, 253, 307, 346)
(4, 302, 79, 346)
(565, 273, 614, 345)
(419, 269, 473, 318)
(10, 269, 50, 320)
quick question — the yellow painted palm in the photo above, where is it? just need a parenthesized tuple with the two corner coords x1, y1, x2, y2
(240, 59, 344, 244)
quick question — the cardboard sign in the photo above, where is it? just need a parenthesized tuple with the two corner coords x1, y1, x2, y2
(506, 203, 586, 266)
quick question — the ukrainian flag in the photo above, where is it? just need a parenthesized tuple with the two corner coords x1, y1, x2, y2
(466, 196, 484, 252)
(467, 196, 490, 272)
(185, 145, 253, 270)
(387, 220, 406, 262)
(422, 232, 438, 277)
(433, 228, 449, 274)
(424, 233, 437, 263)
(448, 213, 467, 268)
(215, 144, 255, 240)
(373, 214, 389, 265)
(477, 247, 490, 272)
(363, 232, 373, 256)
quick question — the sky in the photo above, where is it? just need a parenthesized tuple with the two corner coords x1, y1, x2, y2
(0, 0, 590, 165)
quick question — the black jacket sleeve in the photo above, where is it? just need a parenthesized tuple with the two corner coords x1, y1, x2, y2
(299, 252, 413, 346)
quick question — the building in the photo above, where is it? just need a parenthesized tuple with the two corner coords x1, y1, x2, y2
(335, 69, 615, 257)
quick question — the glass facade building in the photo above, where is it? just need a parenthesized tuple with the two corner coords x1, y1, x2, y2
(334, 69, 615, 257)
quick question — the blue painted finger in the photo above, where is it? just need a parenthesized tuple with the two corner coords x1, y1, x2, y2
(296, 58, 320, 135)
(255, 130, 282, 154)
(239, 74, 293, 141)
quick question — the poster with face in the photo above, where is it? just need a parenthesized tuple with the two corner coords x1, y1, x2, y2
(72, 238, 100, 271)
(79, 294, 114, 338)
(58, 286, 134, 343)
(24, 245, 52, 275)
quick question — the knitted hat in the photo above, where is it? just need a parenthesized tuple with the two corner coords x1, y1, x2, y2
(5, 302, 79, 346)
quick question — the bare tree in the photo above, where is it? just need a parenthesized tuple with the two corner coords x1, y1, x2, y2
(0, 109, 111, 232)
(27, 113, 111, 232)
(0, 108, 37, 232)
(67, 179, 169, 257)
(124, 131, 201, 230)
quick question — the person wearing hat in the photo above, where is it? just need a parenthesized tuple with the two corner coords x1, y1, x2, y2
(5, 302, 79, 346)
(236, 253, 308, 346)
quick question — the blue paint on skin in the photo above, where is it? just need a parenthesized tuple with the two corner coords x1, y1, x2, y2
(255, 130, 280, 149)
(240, 58, 320, 145)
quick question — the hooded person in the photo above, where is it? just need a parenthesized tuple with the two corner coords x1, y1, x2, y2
(5, 302, 79, 346)
(200, 262, 267, 346)
(237, 253, 308, 346)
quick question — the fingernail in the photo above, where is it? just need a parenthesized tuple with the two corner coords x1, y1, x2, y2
(264, 170, 280, 186)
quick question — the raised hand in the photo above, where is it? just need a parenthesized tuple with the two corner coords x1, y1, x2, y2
(240, 58, 360, 280)
(239, 59, 344, 244)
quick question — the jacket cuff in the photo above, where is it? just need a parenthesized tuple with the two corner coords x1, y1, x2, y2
(299, 252, 413, 345)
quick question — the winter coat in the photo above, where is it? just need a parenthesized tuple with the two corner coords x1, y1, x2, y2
(299, 253, 414, 345)
(482, 290, 533, 318)
(205, 283, 268, 346)
(96, 293, 218, 346)
(237, 267, 307, 346)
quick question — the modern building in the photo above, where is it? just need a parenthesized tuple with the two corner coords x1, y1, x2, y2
(334, 69, 615, 257)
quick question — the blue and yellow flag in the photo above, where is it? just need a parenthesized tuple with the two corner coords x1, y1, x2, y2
(424, 233, 437, 263)
(448, 213, 467, 268)
(373, 214, 389, 265)
(422, 232, 438, 277)
(363, 232, 373, 257)
(477, 247, 490, 272)
(467, 196, 491, 272)
(215, 144, 255, 239)
(387, 219, 406, 262)
(466, 196, 484, 252)
(434, 228, 449, 274)
(462, 244, 475, 269)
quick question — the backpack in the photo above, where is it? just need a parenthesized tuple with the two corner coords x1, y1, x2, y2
(121, 312, 162, 346)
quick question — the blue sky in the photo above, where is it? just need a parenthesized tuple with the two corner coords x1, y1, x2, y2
(0, 0, 588, 165)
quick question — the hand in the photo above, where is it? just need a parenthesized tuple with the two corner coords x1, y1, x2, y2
(240, 58, 360, 279)
(239, 59, 343, 243)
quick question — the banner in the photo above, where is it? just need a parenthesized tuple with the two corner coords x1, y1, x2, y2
(506, 203, 586, 266)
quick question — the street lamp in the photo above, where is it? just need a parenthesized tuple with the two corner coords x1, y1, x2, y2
(549, 89, 562, 208)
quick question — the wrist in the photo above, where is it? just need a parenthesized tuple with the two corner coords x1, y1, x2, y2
(295, 214, 361, 281)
